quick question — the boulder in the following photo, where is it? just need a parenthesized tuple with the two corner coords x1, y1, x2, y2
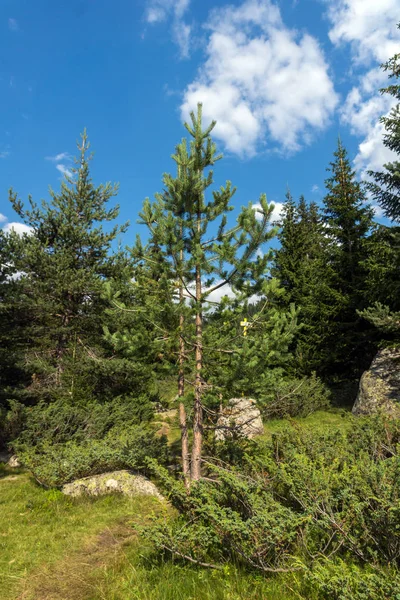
(353, 348, 400, 416)
(215, 398, 264, 441)
(7, 455, 21, 468)
(62, 470, 164, 500)
(0, 452, 21, 468)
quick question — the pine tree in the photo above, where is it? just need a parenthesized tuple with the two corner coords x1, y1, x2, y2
(133, 104, 277, 482)
(367, 28, 400, 221)
(203, 292, 299, 402)
(7, 132, 140, 406)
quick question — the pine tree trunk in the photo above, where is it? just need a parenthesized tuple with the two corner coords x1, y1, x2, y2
(190, 262, 203, 481)
(179, 279, 190, 486)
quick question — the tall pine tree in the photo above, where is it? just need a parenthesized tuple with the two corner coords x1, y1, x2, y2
(133, 104, 277, 482)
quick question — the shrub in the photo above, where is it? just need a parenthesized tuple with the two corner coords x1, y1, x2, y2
(18, 424, 168, 487)
(14, 394, 154, 448)
(302, 560, 400, 600)
(0, 400, 26, 448)
(144, 415, 400, 591)
(260, 373, 331, 418)
(11, 394, 165, 487)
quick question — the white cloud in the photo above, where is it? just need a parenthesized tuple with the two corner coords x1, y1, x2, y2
(203, 280, 260, 305)
(205, 280, 237, 304)
(0, 151, 9, 159)
(328, 0, 400, 65)
(181, 0, 338, 157)
(327, 0, 400, 183)
(8, 18, 19, 32)
(146, 0, 189, 23)
(372, 204, 384, 218)
(46, 152, 74, 179)
(145, 0, 191, 58)
(311, 185, 320, 193)
(1, 215, 33, 237)
(46, 152, 71, 162)
(353, 117, 397, 180)
(253, 201, 283, 225)
(3, 222, 33, 236)
(56, 164, 73, 178)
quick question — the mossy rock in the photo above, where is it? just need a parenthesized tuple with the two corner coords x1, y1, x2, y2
(62, 470, 164, 500)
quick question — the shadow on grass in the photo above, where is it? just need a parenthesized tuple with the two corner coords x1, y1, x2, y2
(0, 462, 25, 479)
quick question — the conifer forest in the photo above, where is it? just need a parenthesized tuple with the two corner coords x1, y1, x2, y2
(1, 17, 400, 600)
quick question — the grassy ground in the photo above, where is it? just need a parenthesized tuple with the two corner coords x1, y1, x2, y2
(0, 409, 353, 599)
(261, 408, 354, 439)
(0, 464, 297, 600)
(156, 405, 355, 445)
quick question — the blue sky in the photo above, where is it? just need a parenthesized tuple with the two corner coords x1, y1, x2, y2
(0, 0, 399, 240)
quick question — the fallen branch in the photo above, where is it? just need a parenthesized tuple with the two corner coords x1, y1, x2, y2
(160, 545, 222, 570)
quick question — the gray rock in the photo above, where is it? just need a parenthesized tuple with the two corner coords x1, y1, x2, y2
(353, 348, 400, 416)
(7, 455, 21, 468)
(215, 398, 264, 441)
(62, 470, 164, 500)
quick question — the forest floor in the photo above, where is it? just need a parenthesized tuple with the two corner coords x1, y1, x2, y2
(0, 409, 353, 600)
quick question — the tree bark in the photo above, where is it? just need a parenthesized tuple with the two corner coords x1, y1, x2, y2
(190, 261, 203, 481)
(179, 276, 190, 486)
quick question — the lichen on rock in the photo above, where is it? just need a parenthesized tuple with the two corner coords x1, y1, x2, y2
(215, 398, 264, 441)
(353, 348, 400, 416)
(62, 470, 164, 500)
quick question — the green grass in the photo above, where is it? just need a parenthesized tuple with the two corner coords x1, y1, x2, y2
(0, 465, 298, 600)
(0, 465, 161, 599)
(261, 408, 354, 440)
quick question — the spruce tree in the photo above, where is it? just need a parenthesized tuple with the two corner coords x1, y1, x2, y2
(7, 132, 140, 406)
(367, 28, 400, 221)
(363, 224, 400, 311)
(133, 104, 276, 482)
(321, 140, 375, 373)
(274, 193, 342, 373)
(323, 139, 374, 297)
(0, 232, 31, 423)
(360, 30, 400, 344)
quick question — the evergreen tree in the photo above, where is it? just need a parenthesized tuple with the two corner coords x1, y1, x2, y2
(7, 132, 143, 407)
(319, 141, 376, 374)
(133, 104, 277, 482)
(274, 193, 343, 373)
(203, 292, 299, 402)
(323, 139, 374, 299)
(363, 224, 400, 311)
(360, 30, 400, 345)
(0, 232, 32, 435)
(367, 28, 400, 221)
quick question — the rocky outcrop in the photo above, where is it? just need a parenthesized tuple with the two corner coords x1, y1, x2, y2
(353, 348, 400, 416)
(62, 470, 164, 500)
(215, 398, 264, 441)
